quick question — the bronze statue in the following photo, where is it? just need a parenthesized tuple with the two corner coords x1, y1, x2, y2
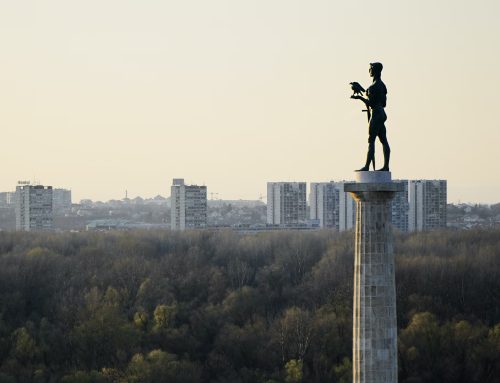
(350, 62, 390, 171)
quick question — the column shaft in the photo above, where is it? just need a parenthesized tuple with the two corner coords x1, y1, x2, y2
(351, 191, 398, 383)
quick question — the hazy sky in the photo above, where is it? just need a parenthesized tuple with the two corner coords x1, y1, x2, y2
(1, 1, 499, 203)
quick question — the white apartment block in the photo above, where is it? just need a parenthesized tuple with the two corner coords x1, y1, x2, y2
(170, 179, 207, 230)
(310, 182, 338, 228)
(15, 183, 53, 231)
(310, 182, 355, 231)
(267, 182, 307, 225)
(339, 183, 356, 231)
(408, 180, 447, 231)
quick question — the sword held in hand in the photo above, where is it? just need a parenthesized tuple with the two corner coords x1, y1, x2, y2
(350, 82, 375, 170)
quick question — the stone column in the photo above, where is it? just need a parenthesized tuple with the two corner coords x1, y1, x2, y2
(344, 171, 403, 383)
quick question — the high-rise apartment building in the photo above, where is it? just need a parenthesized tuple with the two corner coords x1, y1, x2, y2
(310, 182, 338, 228)
(53, 188, 72, 213)
(267, 182, 307, 225)
(408, 180, 447, 231)
(170, 179, 207, 230)
(15, 183, 53, 231)
(391, 180, 409, 232)
(309, 181, 355, 231)
(339, 182, 356, 231)
(0, 192, 15, 207)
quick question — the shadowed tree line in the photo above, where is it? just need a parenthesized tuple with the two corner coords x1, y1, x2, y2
(0, 229, 498, 383)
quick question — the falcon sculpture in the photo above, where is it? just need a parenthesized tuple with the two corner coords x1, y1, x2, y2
(350, 82, 365, 97)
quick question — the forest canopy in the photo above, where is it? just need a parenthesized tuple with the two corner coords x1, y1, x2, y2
(0, 228, 498, 383)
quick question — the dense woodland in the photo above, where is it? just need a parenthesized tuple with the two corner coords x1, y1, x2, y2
(0, 229, 498, 383)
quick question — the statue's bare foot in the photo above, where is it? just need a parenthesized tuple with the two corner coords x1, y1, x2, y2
(356, 166, 370, 172)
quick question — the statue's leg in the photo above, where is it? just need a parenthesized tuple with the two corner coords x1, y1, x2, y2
(358, 113, 377, 171)
(378, 126, 390, 171)
(368, 141, 375, 167)
(367, 117, 377, 169)
(359, 138, 375, 171)
(356, 138, 375, 171)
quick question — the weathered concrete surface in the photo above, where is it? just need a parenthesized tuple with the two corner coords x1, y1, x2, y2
(345, 172, 402, 383)
(353, 171, 392, 184)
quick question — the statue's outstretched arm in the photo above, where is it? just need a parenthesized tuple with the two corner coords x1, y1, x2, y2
(351, 95, 370, 108)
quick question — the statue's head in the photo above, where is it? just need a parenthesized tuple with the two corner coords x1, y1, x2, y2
(369, 62, 383, 78)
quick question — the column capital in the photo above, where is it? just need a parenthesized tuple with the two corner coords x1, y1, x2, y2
(344, 173, 403, 202)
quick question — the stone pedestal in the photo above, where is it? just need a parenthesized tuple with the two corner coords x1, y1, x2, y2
(344, 171, 403, 383)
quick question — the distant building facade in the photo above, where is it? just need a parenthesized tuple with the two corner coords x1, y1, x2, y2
(170, 178, 207, 230)
(267, 182, 307, 225)
(391, 180, 409, 232)
(310, 182, 338, 228)
(53, 188, 72, 213)
(309, 181, 355, 231)
(338, 182, 356, 231)
(309, 179, 445, 233)
(408, 180, 447, 231)
(0, 192, 15, 207)
(15, 183, 53, 231)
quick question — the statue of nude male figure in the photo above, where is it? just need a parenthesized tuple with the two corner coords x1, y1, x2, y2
(350, 62, 391, 171)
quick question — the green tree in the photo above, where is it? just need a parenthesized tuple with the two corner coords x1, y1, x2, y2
(126, 349, 201, 383)
(61, 370, 106, 383)
(11, 326, 38, 363)
(399, 312, 443, 382)
(277, 307, 312, 363)
(153, 304, 177, 330)
(72, 287, 140, 370)
(284, 359, 303, 383)
(333, 357, 352, 383)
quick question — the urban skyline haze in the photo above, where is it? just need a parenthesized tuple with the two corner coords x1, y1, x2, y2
(1, 1, 499, 203)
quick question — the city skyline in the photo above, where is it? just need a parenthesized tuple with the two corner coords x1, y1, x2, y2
(0, 177, 478, 208)
(1, 1, 499, 203)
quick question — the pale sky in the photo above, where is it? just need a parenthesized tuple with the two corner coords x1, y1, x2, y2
(1, 0, 499, 203)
